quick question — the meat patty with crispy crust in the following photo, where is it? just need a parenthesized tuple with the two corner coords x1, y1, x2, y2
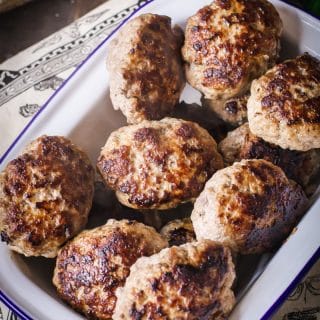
(182, 0, 282, 101)
(0, 136, 95, 258)
(248, 53, 320, 151)
(191, 159, 307, 254)
(107, 13, 185, 124)
(97, 118, 224, 210)
(53, 219, 168, 320)
(219, 123, 320, 190)
(114, 240, 235, 320)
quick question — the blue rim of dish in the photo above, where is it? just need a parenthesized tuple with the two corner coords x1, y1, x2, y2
(0, 0, 319, 319)
(0, 290, 33, 320)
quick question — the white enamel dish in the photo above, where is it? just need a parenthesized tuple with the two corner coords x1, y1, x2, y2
(0, 1, 319, 319)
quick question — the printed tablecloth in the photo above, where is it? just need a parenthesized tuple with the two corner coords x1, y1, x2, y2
(0, 0, 319, 319)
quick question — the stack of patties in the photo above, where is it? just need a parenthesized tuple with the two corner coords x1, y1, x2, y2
(219, 53, 320, 195)
(179, 0, 313, 261)
(94, 1, 317, 319)
(182, 0, 283, 127)
(191, 53, 320, 256)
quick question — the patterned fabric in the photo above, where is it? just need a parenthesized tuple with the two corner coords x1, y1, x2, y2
(275, 259, 320, 319)
(0, 306, 19, 320)
(0, 0, 319, 319)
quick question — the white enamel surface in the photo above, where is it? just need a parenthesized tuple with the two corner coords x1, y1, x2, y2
(0, 1, 319, 319)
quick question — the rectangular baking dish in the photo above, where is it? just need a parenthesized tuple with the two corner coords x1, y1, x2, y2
(0, 0, 319, 319)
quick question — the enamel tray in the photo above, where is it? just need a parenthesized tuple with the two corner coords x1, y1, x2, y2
(0, 1, 320, 319)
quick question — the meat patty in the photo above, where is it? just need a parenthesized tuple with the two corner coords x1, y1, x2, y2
(191, 159, 308, 254)
(107, 13, 185, 124)
(97, 118, 224, 210)
(248, 53, 320, 151)
(203, 92, 249, 126)
(113, 240, 235, 320)
(219, 123, 320, 191)
(160, 218, 196, 246)
(0, 136, 95, 258)
(182, 0, 282, 101)
(53, 219, 168, 319)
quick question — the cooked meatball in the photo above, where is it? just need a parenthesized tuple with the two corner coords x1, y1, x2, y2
(0, 136, 94, 258)
(182, 0, 282, 101)
(160, 218, 196, 246)
(219, 123, 320, 190)
(203, 92, 249, 126)
(97, 118, 224, 210)
(248, 53, 320, 151)
(53, 219, 168, 320)
(113, 240, 235, 320)
(191, 159, 308, 254)
(107, 13, 185, 124)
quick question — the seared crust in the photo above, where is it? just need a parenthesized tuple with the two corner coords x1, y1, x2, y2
(203, 92, 249, 126)
(219, 123, 320, 189)
(113, 240, 235, 320)
(182, 0, 282, 100)
(0, 136, 94, 258)
(107, 13, 185, 124)
(53, 219, 168, 320)
(160, 218, 196, 246)
(97, 118, 224, 210)
(248, 53, 320, 151)
(191, 159, 308, 254)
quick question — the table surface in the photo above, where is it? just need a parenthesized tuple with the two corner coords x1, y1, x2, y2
(0, 0, 106, 63)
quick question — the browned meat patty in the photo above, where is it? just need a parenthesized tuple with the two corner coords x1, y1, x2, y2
(97, 118, 224, 210)
(0, 135, 95, 257)
(182, 0, 282, 101)
(191, 159, 308, 254)
(53, 219, 168, 319)
(114, 240, 235, 319)
(107, 13, 185, 124)
(248, 53, 320, 151)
